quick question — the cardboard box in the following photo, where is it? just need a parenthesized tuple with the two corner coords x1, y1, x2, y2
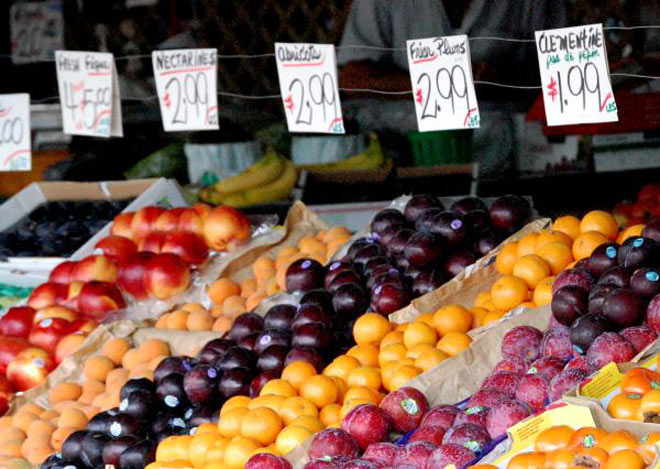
(0, 178, 187, 286)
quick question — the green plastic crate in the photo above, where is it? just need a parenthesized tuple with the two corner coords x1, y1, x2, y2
(407, 130, 473, 167)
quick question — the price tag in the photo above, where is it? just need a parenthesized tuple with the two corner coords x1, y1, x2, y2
(0, 94, 31, 172)
(274, 43, 345, 134)
(407, 35, 480, 132)
(152, 49, 219, 131)
(55, 51, 123, 138)
(9, 0, 64, 65)
(535, 24, 618, 126)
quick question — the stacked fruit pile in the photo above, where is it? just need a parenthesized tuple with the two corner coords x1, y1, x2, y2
(608, 365, 660, 422)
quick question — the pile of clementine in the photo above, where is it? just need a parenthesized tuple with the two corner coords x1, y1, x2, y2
(0, 337, 167, 466)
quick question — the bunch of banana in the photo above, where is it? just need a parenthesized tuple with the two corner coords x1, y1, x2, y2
(200, 149, 298, 207)
(297, 133, 386, 174)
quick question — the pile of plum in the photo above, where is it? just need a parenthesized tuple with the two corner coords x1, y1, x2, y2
(0, 200, 132, 257)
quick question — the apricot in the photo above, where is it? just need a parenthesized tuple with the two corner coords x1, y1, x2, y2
(212, 316, 233, 333)
(210, 304, 224, 318)
(265, 278, 280, 296)
(254, 257, 276, 282)
(106, 368, 129, 388)
(84, 355, 115, 382)
(129, 368, 154, 380)
(223, 295, 246, 318)
(27, 445, 53, 465)
(48, 382, 82, 403)
(26, 420, 55, 438)
(139, 339, 170, 361)
(148, 355, 168, 371)
(187, 309, 214, 331)
(51, 426, 76, 451)
(0, 441, 22, 458)
(180, 303, 207, 315)
(22, 434, 51, 456)
(40, 410, 59, 421)
(166, 310, 190, 330)
(82, 379, 105, 394)
(19, 404, 44, 416)
(240, 278, 258, 298)
(0, 428, 25, 444)
(12, 412, 39, 433)
(208, 278, 241, 305)
(246, 292, 266, 311)
(57, 408, 87, 430)
(52, 401, 79, 414)
(155, 314, 169, 329)
(0, 417, 13, 428)
(102, 338, 131, 366)
(81, 406, 100, 420)
(121, 348, 142, 371)
(91, 393, 107, 408)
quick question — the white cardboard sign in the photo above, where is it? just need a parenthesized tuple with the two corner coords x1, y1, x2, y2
(535, 23, 618, 126)
(0, 94, 31, 172)
(10, 0, 64, 65)
(152, 49, 219, 131)
(407, 35, 480, 132)
(275, 43, 345, 134)
(55, 51, 123, 138)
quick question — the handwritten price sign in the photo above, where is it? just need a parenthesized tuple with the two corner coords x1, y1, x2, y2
(152, 49, 219, 131)
(536, 24, 618, 126)
(407, 35, 480, 132)
(275, 43, 344, 134)
(10, 0, 64, 65)
(0, 94, 31, 172)
(55, 51, 123, 137)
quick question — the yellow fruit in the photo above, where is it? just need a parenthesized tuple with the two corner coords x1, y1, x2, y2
(275, 425, 313, 456)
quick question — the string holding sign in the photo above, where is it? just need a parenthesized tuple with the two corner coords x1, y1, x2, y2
(274, 43, 345, 134)
(0, 94, 31, 172)
(152, 49, 219, 132)
(535, 23, 618, 126)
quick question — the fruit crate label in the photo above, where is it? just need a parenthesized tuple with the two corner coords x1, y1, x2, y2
(55, 51, 123, 137)
(578, 362, 622, 403)
(274, 43, 345, 134)
(152, 48, 219, 131)
(535, 23, 618, 126)
(406, 34, 480, 132)
(9, 0, 64, 65)
(0, 94, 31, 172)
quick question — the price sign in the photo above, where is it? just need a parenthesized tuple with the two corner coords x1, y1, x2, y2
(274, 43, 344, 134)
(407, 35, 480, 132)
(10, 0, 64, 65)
(55, 51, 123, 138)
(152, 49, 219, 131)
(0, 94, 31, 172)
(535, 24, 618, 126)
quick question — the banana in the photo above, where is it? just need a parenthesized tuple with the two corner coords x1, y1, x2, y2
(298, 133, 384, 173)
(243, 160, 297, 205)
(199, 187, 225, 205)
(221, 192, 252, 208)
(214, 148, 284, 195)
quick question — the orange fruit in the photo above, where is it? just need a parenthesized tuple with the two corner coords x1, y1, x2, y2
(222, 295, 246, 318)
(239, 277, 258, 298)
(512, 254, 551, 289)
(406, 343, 436, 360)
(415, 313, 435, 328)
(474, 291, 492, 308)
(274, 425, 313, 455)
(436, 332, 472, 356)
(166, 309, 190, 330)
(246, 292, 267, 311)
(573, 231, 609, 261)
(496, 242, 519, 275)
(535, 229, 573, 251)
(619, 224, 644, 243)
(469, 306, 489, 328)
(26, 419, 56, 437)
(221, 396, 250, 416)
(208, 278, 241, 305)
(553, 215, 581, 240)
(323, 355, 361, 381)
(536, 242, 573, 275)
(247, 395, 286, 414)
(218, 407, 249, 438)
(353, 313, 392, 345)
(380, 330, 404, 348)
(48, 382, 82, 403)
(378, 343, 408, 367)
(388, 365, 421, 391)
(189, 432, 221, 467)
(340, 399, 374, 419)
(433, 304, 473, 336)
(415, 348, 448, 371)
(240, 407, 282, 445)
(403, 321, 437, 348)
(319, 403, 342, 427)
(346, 344, 379, 367)
(259, 379, 297, 398)
(196, 422, 220, 435)
(517, 233, 540, 258)
(603, 449, 645, 469)
(288, 415, 323, 433)
(84, 355, 114, 382)
(534, 425, 575, 452)
(224, 436, 261, 469)
(343, 385, 379, 404)
(278, 396, 319, 425)
(300, 375, 338, 408)
(281, 361, 317, 390)
(212, 315, 233, 332)
(597, 430, 638, 454)
(121, 348, 142, 371)
(482, 310, 506, 326)
(13, 412, 39, 433)
(332, 377, 347, 403)
(102, 338, 131, 365)
(346, 366, 381, 390)
(187, 309, 214, 331)
(58, 408, 88, 430)
(253, 256, 276, 282)
(507, 452, 547, 469)
(532, 276, 555, 306)
(491, 275, 529, 310)
(139, 339, 170, 361)
(580, 210, 619, 240)
(51, 426, 76, 451)
(154, 314, 169, 329)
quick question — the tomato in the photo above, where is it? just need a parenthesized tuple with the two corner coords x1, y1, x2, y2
(0, 336, 31, 374)
(28, 317, 72, 354)
(0, 306, 35, 339)
(607, 393, 642, 421)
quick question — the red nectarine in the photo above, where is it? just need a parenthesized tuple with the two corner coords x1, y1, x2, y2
(117, 251, 155, 300)
(49, 261, 78, 284)
(111, 212, 135, 238)
(138, 231, 167, 253)
(203, 206, 250, 251)
(6, 347, 55, 391)
(95, 235, 137, 263)
(154, 207, 186, 232)
(71, 255, 118, 283)
(130, 206, 164, 241)
(78, 281, 126, 320)
(27, 282, 68, 309)
(179, 207, 205, 235)
(143, 253, 191, 300)
(33, 306, 78, 324)
(0, 306, 35, 339)
(161, 231, 209, 265)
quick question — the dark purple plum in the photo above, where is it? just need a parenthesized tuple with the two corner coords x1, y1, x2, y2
(62, 430, 88, 462)
(464, 209, 491, 233)
(588, 284, 619, 316)
(451, 197, 488, 215)
(249, 371, 278, 397)
(587, 243, 620, 277)
(254, 329, 291, 355)
(292, 323, 331, 349)
(404, 231, 444, 267)
(367, 266, 402, 290)
(631, 268, 660, 299)
(602, 288, 646, 330)
(570, 314, 610, 355)
(332, 283, 369, 318)
(227, 312, 265, 342)
(286, 258, 325, 293)
(405, 194, 443, 223)
(188, 405, 220, 426)
(404, 264, 423, 282)
(81, 432, 109, 468)
(474, 230, 504, 257)
(551, 286, 589, 326)
(285, 346, 324, 372)
(219, 368, 253, 398)
(87, 411, 116, 433)
(183, 364, 219, 406)
(157, 374, 189, 411)
(213, 346, 256, 373)
(371, 209, 406, 235)
(237, 334, 258, 352)
(597, 266, 631, 289)
(489, 195, 531, 233)
(325, 262, 358, 290)
(152, 413, 187, 439)
(41, 454, 66, 469)
(120, 378, 156, 401)
(257, 345, 288, 373)
(443, 251, 477, 279)
(415, 207, 444, 232)
(119, 389, 156, 420)
(347, 238, 375, 260)
(388, 228, 416, 256)
(292, 304, 333, 330)
(300, 290, 334, 312)
(642, 219, 660, 243)
(363, 257, 394, 277)
(371, 283, 412, 316)
(118, 439, 157, 468)
(263, 304, 297, 330)
(430, 212, 469, 247)
(379, 224, 406, 246)
(153, 356, 195, 383)
(328, 270, 363, 294)
(106, 413, 143, 438)
(553, 268, 595, 294)
(618, 237, 660, 270)
(412, 269, 445, 297)
(196, 338, 234, 364)
(353, 244, 387, 271)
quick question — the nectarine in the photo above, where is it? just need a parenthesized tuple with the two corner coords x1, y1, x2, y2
(203, 206, 250, 251)
(143, 253, 191, 300)
(130, 206, 164, 241)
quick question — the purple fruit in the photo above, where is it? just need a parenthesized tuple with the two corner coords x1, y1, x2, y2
(237, 334, 258, 352)
(371, 209, 406, 235)
(618, 236, 660, 270)
(153, 356, 195, 382)
(347, 238, 375, 259)
(183, 365, 219, 406)
(412, 269, 445, 297)
(489, 195, 531, 233)
(213, 346, 256, 373)
(263, 304, 297, 330)
(404, 231, 444, 267)
(257, 345, 288, 373)
(353, 244, 387, 271)
(464, 209, 491, 233)
(588, 284, 619, 316)
(196, 338, 234, 364)
(363, 257, 394, 278)
(293, 304, 333, 330)
(102, 435, 139, 466)
(602, 288, 646, 330)
(120, 378, 155, 401)
(301, 290, 334, 313)
(451, 197, 487, 215)
(328, 270, 363, 293)
(106, 413, 143, 438)
(285, 346, 324, 372)
(474, 230, 504, 257)
(325, 262, 358, 290)
(254, 329, 291, 355)
(379, 224, 406, 247)
(553, 268, 595, 294)
(551, 286, 589, 326)
(405, 194, 443, 223)
(157, 374, 189, 410)
(587, 243, 620, 277)
(430, 211, 469, 247)
(569, 314, 610, 355)
(118, 389, 155, 420)
(597, 266, 632, 288)
(62, 430, 87, 462)
(188, 405, 220, 426)
(286, 258, 325, 293)
(387, 228, 415, 256)
(443, 251, 477, 279)
(332, 283, 369, 318)
(642, 219, 660, 243)
(118, 439, 156, 468)
(228, 313, 265, 342)
(367, 268, 402, 291)
(292, 323, 331, 349)
(631, 268, 660, 298)
(219, 368, 252, 398)
(249, 371, 278, 397)
(371, 283, 411, 316)
(81, 432, 109, 468)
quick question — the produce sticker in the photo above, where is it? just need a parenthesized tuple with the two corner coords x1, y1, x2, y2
(535, 23, 618, 126)
(407, 35, 480, 132)
(275, 43, 345, 134)
(0, 94, 31, 172)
